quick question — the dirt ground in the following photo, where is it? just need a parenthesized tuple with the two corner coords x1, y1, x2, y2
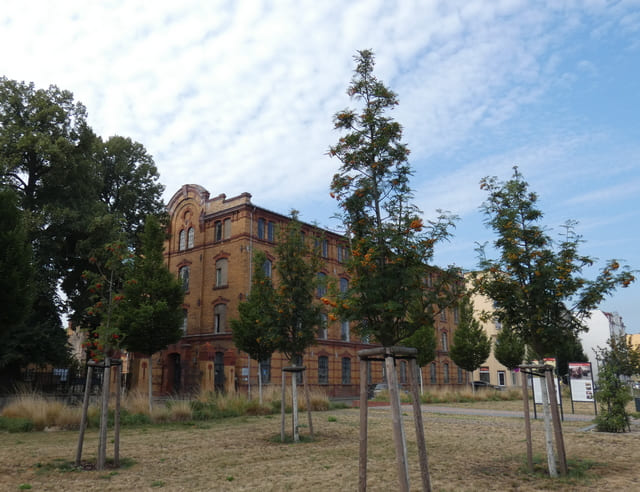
(1, 404, 639, 491)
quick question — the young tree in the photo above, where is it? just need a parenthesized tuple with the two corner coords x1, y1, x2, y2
(274, 212, 323, 361)
(475, 167, 636, 360)
(594, 333, 640, 432)
(231, 250, 280, 403)
(493, 326, 526, 371)
(449, 296, 491, 386)
(328, 49, 459, 347)
(115, 215, 185, 411)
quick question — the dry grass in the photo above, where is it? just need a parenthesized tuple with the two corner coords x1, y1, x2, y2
(1, 403, 639, 491)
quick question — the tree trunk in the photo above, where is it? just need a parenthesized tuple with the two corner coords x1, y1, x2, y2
(386, 354, 409, 491)
(540, 374, 557, 477)
(258, 360, 263, 405)
(148, 356, 153, 415)
(292, 365, 299, 442)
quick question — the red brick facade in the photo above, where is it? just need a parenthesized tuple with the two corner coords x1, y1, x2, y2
(129, 184, 466, 397)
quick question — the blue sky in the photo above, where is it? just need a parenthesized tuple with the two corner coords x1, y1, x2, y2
(2, 0, 639, 333)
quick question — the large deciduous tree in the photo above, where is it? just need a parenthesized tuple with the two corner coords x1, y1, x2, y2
(231, 250, 280, 403)
(328, 50, 460, 347)
(474, 167, 636, 360)
(449, 295, 491, 384)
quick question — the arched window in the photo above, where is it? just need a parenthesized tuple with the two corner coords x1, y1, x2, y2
(317, 272, 327, 297)
(257, 218, 265, 239)
(187, 227, 194, 249)
(262, 259, 272, 278)
(430, 362, 437, 384)
(181, 310, 188, 335)
(214, 304, 227, 333)
(318, 313, 328, 340)
(216, 258, 228, 287)
(399, 360, 407, 384)
(443, 363, 450, 383)
(318, 356, 329, 384)
(179, 266, 190, 291)
(341, 320, 350, 342)
(179, 230, 186, 251)
(339, 277, 349, 294)
(342, 357, 351, 384)
(441, 332, 448, 352)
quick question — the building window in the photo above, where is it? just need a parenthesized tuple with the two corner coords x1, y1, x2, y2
(426, 273, 433, 288)
(262, 259, 272, 278)
(318, 313, 328, 340)
(317, 272, 327, 297)
(441, 332, 448, 352)
(430, 363, 437, 384)
(511, 370, 518, 386)
(498, 371, 506, 387)
(341, 357, 351, 384)
(179, 266, 190, 291)
(179, 230, 186, 251)
(187, 227, 194, 249)
(458, 367, 464, 384)
(453, 305, 459, 324)
(339, 278, 349, 294)
(267, 221, 275, 242)
(479, 367, 490, 383)
(215, 258, 228, 287)
(214, 304, 227, 333)
(440, 309, 447, 322)
(341, 320, 350, 342)
(257, 218, 265, 240)
(293, 354, 303, 384)
(224, 218, 231, 240)
(181, 310, 188, 335)
(321, 239, 328, 258)
(318, 356, 329, 384)
(260, 358, 271, 384)
(494, 319, 503, 331)
(337, 245, 349, 263)
(215, 221, 223, 242)
(443, 363, 450, 383)
(399, 361, 407, 384)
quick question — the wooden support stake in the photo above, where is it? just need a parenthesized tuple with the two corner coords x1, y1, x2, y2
(386, 353, 409, 492)
(75, 364, 94, 466)
(545, 370, 567, 475)
(521, 371, 533, 473)
(408, 358, 431, 491)
(359, 357, 368, 492)
(113, 361, 122, 468)
(97, 361, 111, 470)
(303, 369, 314, 439)
(281, 370, 286, 442)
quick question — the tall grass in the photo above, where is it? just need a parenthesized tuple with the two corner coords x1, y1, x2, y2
(0, 385, 331, 431)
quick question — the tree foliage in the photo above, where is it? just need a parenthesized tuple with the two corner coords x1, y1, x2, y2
(594, 334, 639, 432)
(474, 167, 636, 359)
(0, 76, 166, 371)
(328, 49, 459, 347)
(115, 215, 185, 357)
(0, 188, 33, 339)
(274, 213, 322, 361)
(493, 326, 526, 370)
(232, 250, 280, 365)
(449, 296, 491, 373)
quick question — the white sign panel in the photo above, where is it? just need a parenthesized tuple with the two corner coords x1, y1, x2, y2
(569, 362, 595, 402)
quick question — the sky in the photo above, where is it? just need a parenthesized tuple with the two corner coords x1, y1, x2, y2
(2, 0, 639, 333)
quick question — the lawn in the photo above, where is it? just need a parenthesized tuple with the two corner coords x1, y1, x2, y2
(1, 402, 639, 491)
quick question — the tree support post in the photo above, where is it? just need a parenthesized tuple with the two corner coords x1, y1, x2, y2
(358, 346, 430, 491)
(545, 369, 567, 475)
(75, 362, 94, 466)
(97, 359, 111, 471)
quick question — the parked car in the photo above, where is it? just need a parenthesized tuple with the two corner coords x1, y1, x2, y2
(472, 380, 495, 390)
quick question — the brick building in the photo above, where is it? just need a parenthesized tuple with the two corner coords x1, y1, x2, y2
(128, 184, 464, 397)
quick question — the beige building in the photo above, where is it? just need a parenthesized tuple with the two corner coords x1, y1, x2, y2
(468, 287, 522, 389)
